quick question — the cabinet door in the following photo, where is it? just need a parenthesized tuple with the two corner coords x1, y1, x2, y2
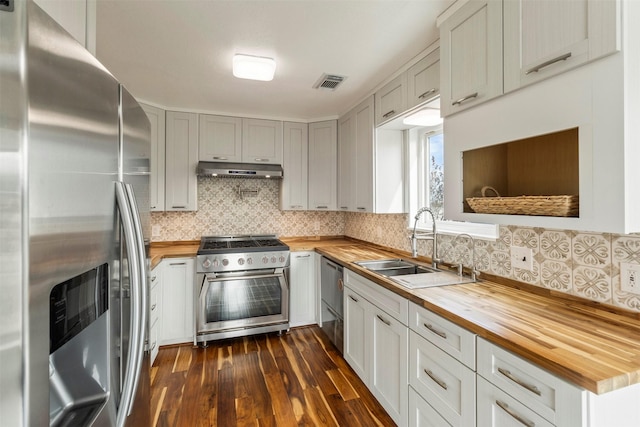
(337, 112, 354, 211)
(371, 304, 408, 426)
(149, 263, 163, 365)
(308, 120, 337, 211)
(160, 258, 195, 345)
(242, 118, 283, 164)
(165, 111, 198, 211)
(198, 114, 242, 162)
(281, 122, 308, 210)
(354, 96, 374, 212)
(344, 287, 369, 383)
(407, 48, 440, 110)
(375, 73, 408, 126)
(504, 0, 619, 93)
(440, 0, 503, 116)
(141, 103, 165, 212)
(34, 0, 88, 47)
(289, 251, 316, 327)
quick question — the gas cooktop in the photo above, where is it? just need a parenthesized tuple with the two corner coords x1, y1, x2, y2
(197, 235, 289, 255)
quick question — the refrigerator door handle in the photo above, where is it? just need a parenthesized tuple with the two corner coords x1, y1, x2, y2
(114, 182, 144, 427)
(124, 183, 148, 416)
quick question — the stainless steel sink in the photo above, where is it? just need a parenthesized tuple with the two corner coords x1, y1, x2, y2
(353, 259, 437, 277)
(353, 258, 475, 289)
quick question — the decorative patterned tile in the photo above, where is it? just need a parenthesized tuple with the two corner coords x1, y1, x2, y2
(151, 178, 640, 312)
(611, 235, 640, 311)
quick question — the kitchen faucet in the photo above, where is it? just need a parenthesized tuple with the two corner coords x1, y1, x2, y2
(410, 207, 441, 268)
(452, 233, 478, 281)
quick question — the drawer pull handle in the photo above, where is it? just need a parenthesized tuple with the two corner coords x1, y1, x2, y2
(451, 92, 478, 106)
(424, 369, 448, 390)
(172, 206, 187, 209)
(340, 206, 348, 210)
(376, 314, 391, 326)
(170, 262, 187, 266)
(525, 52, 572, 75)
(382, 110, 396, 118)
(151, 275, 157, 282)
(296, 254, 311, 258)
(357, 207, 367, 211)
(424, 323, 447, 339)
(495, 400, 535, 427)
(349, 295, 359, 303)
(418, 88, 437, 99)
(151, 303, 157, 311)
(254, 158, 270, 162)
(316, 205, 328, 209)
(149, 342, 157, 351)
(498, 368, 542, 396)
(212, 156, 228, 160)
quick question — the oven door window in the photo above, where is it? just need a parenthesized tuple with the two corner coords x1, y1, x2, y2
(199, 273, 289, 331)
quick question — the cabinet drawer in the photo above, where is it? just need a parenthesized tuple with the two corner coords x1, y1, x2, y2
(345, 270, 408, 324)
(409, 331, 475, 427)
(149, 319, 159, 366)
(477, 376, 553, 427)
(409, 302, 476, 369)
(477, 338, 583, 425)
(409, 386, 452, 427)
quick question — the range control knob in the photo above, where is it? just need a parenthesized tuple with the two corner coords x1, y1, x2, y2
(212, 259, 220, 268)
(238, 258, 245, 266)
(270, 256, 277, 264)
(202, 258, 212, 269)
(262, 256, 269, 264)
(247, 257, 253, 265)
(279, 256, 285, 263)
(222, 259, 229, 267)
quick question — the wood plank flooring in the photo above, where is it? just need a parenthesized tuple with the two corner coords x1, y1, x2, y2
(150, 326, 396, 427)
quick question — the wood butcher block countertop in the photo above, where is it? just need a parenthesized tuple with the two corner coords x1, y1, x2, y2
(149, 237, 640, 394)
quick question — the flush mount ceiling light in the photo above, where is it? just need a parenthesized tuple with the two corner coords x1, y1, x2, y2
(402, 108, 443, 127)
(232, 54, 276, 81)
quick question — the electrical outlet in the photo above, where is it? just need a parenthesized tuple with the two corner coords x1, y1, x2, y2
(511, 246, 533, 271)
(152, 225, 161, 238)
(621, 262, 640, 295)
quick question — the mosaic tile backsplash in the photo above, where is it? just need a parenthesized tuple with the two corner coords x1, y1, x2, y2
(152, 177, 640, 313)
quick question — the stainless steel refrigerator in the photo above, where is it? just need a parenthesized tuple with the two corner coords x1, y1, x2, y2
(0, 1, 151, 426)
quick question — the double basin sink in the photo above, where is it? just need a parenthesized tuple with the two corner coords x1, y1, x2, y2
(353, 258, 475, 290)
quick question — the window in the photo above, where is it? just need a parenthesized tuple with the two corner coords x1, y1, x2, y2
(407, 124, 498, 240)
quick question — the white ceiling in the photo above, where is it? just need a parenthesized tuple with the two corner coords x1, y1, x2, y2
(96, 0, 454, 122)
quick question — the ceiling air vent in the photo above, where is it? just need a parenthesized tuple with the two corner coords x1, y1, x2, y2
(313, 73, 347, 91)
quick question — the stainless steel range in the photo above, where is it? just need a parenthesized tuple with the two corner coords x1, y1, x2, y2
(194, 235, 290, 345)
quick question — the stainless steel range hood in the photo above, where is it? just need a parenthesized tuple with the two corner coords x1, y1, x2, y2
(197, 161, 283, 179)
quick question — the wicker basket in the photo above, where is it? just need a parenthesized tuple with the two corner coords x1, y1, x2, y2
(466, 186, 579, 217)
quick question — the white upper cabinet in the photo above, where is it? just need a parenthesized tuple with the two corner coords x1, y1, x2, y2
(281, 122, 308, 211)
(503, 0, 620, 93)
(439, 0, 503, 116)
(375, 73, 408, 126)
(242, 118, 283, 164)
(198, 115, 242, 162)
(140, 103, 166, 212)
(337, 113, 354, 211)
(339, 96, 404, 214)
(354, 98, 375, 212)
(165, 111, 198, 211)
(308, 120, 337, 211)
(406, 48, 440, 110)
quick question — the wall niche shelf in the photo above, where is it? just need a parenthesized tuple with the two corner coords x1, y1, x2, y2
(462, 127, 579, 218)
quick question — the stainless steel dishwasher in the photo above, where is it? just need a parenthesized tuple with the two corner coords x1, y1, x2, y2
(320, 257, 344, 353)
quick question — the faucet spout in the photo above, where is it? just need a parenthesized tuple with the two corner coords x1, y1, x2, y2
(452, 233, 477, 281)
(410, 207, 440, 268)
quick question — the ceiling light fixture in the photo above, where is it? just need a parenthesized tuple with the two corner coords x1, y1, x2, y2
(402, 108, 443, 127)
(233, 54, 276, 81)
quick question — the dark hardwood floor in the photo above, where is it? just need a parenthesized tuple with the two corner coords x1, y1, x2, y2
(150, 326, 396, 427)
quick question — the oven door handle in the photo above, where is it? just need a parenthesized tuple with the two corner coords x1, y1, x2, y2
(205, 271, 284, 281)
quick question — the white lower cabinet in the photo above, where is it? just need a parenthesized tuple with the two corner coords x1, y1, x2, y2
(409, 330, 475, 427)
(343, 271, 408, 426)
(289, 251, 316, 327)
(159, 257, 194, 345)
(409, 386, 451, 427)
(477, 337, 640, 427)
(149, 262, 163, 365)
